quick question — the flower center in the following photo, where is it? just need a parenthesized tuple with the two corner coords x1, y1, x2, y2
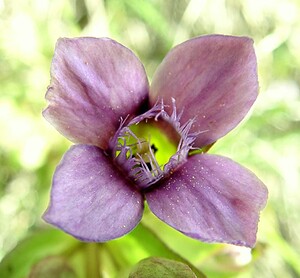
(129, 120, 177, 168)
(109, 100, 197, 190)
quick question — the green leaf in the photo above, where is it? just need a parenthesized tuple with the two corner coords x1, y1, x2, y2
(0, 229, 79, 278)
(107, 223, 206, 277)
(28, 256, 76, 278)
(129, 257, 197, 278)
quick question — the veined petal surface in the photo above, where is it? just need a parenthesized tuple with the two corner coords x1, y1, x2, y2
(145, 154, 267, 247)
(44, 37, 149, 150)
(150, 35, 258, 148)
(43, 145, 144, 242)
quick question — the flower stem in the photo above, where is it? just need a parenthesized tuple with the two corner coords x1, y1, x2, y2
(85, 243, 102, 278)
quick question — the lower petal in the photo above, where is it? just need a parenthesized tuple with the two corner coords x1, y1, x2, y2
(145, 154, 267, 247)
(43, 145, 144, 242)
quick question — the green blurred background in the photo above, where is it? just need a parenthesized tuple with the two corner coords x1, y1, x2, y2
(1, 0, 300, 277)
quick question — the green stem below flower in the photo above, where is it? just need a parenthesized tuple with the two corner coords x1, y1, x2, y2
(85, 243, 102, 278)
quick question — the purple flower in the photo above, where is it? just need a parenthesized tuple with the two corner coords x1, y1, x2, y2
(43, 35, 267, 247)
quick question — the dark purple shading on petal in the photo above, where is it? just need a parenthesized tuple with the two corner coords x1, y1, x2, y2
(145, 154, 267, 247)
(44, 37, 149, 150)
(150, 35, 258, 148)
(43, 145, 144, 242)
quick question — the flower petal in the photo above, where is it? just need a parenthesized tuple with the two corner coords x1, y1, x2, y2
(145, 154, 267, 247)
(44, 37, 149, 150)
(43, 144, 144, 242)
(150, 35, 258, 148)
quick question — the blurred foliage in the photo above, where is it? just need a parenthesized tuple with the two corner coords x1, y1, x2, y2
(0, 0, 300, 277)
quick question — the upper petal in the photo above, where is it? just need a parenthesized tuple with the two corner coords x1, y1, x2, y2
(145, 154, 267, 247)
(44, 37, 149, 150)
(150, 35, 258, 148)
(43, 144, 144, 242)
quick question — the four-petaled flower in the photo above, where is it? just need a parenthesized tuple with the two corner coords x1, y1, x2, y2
(43, 35, 267, 247)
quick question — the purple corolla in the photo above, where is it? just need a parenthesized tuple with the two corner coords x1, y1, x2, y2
(43, 35, 267, 247)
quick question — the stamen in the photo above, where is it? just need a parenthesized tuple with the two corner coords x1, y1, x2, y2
(109, 100, 199, 189)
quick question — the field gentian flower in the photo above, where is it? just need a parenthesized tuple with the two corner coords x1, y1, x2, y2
(43, 35, 267, 247)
